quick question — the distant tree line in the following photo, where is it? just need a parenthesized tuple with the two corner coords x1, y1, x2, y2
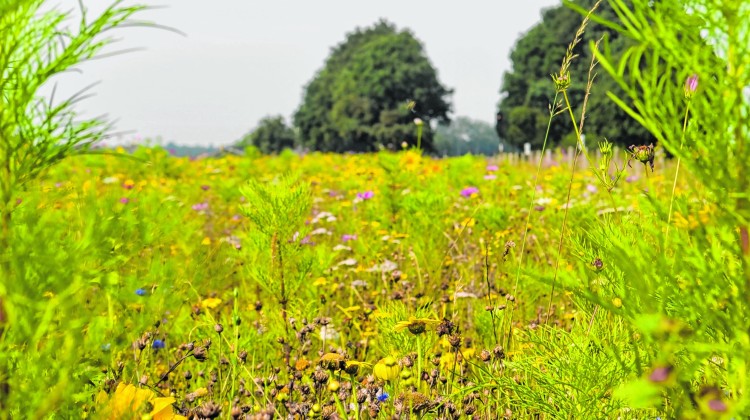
(237, 2, 656, 155)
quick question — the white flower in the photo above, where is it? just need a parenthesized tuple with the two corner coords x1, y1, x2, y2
(320, 325, 339, 341)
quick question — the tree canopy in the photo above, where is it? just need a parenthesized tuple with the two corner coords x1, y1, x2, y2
(497, 0, 654, 149)
(294, 20, 452, 153)
(236, 115, 296, 154)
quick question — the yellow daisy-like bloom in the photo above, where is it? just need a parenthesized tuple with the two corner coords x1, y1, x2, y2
(373, 356, 400, 381)
(99, 382, 186, 420)
(393, 317, 440, 335)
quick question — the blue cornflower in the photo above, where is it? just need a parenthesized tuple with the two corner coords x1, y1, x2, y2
(152, 339, 165, 349)
(377, 391, 389, 403)
(135, 288, 147, 296)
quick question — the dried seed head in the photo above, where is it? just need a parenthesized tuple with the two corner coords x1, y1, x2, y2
(312, 368, 329, 384)
(401, 354, 414, 368)
(199, 401, 222, 418)
(193, 346, 208, 362)
(356, 388, 368, 404)
(448, 334, 462, 349)
(436, 319, 455, 337)
(493, 345, 505, 360)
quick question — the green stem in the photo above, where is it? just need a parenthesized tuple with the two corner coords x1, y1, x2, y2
(416, 336, 422, 393)
(546, 141, 583, 325)
(664, 100, 692, 250)
(507, 91, 559, 350)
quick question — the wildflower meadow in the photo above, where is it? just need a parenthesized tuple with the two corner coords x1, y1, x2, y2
(1, 0, 749, 419)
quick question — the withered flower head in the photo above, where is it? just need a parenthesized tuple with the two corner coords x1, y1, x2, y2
(193, 346, 209, 362)
(628, 144, 656, 172)
(436, 319, 455, 337)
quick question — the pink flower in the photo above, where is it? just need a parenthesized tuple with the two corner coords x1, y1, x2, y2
(342, 234, 357, 242)
(460, 186, 479, 198)
(685, 74, 698, 98)
(356, 191, 374, 200)
(192, 202, 209, 211)
(486, 165, 499, 172)
(484, 174, 496, 180)
(119, 197, 129, 204)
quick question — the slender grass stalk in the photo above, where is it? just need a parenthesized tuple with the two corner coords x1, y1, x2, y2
(506, 90, 559, 350)
(545, 41, 602, 326)
(664, 100, 692, 249)
(482, 241, 498, 344)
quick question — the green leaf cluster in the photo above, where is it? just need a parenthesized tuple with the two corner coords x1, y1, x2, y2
(235, 115, 296, 154)
(294, 20, 452, 153)
(497, 0, 654, 149)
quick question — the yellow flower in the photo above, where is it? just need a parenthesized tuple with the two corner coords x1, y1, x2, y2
(201, 297, 222, 310)
(313, 277, 327, 287)
(100, 382, 186, 419)
(393, 317, 440, 335)
(373, 356, 400, 381)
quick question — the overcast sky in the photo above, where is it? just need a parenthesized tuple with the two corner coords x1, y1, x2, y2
(55, 0, 560, 146)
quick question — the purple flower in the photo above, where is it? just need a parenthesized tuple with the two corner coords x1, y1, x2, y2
(685, 74, 699, 98)
(486, 165, 499, 172)
(119, 197, 129, 204)
(460, 186, 479, 198)
(342, 234, 357, 242)
(200, 185, 211, 191)
(356, 191, 374, 200)
(300, 235, 315, 246)
(484, 174, 497, 180)
(231, 214, 242, 221)
(626, 175, 639, 183)
(152, 339, 165, 349)
(135, 288, 147, 296)
(192, 202, 209, 211)
(586, 184, 598, 193)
